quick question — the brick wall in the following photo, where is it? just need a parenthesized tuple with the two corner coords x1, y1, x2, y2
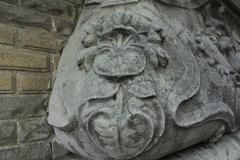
(0, 0, 84, 159)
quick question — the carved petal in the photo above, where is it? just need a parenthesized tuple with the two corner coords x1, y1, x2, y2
(81, 97, 164, 159)
(145, 44, 169, 68)
(127, 73, 156, 98)
(93, 49, 146, 77)
(81, 71, 119, 101)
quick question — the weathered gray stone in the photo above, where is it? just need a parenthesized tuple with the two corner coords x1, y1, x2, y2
(163, 130, 240, 160)
(56, 130, 240, 160)
(0, 121, 17, 146)
(48, 0, 240, 160)
(0, 95, 48, 120)
(51, 137, 69, 159)
(0, 141, 51, 160)
(19, 117, 52, 143)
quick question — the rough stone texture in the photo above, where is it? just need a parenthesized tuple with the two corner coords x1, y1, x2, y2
(236, 88, 240, 129)
(48, 0, 240, 160)
(0, 121, 17, 146)
(66, 0, 84, 4)
(0, 45, 49, 71)
(58, 131, 240, 160)
(0, 72, 13, 93)
(0, 0, 240, 160)
(22, 0, 75, 19)
(19, 118, 52, 143)
(1, 0, 18, 4)
(51, 54, 61, 72)
(163, 130, 240, 160)
(19, 28, 65, 51)
(0, 24, 15, 45)
(0, 95, 47, 120)
(0, 141, 51, 160)
(0, 1, 52, 31)
(0, 1, 75, 34)
(56, 155, 90, 160)
(160, 0, 208, 9)
(52, 18, 74, 36)
(51, 137, 69, 159)
(17, 73, 50, 93)
(0, 0, 82, 159)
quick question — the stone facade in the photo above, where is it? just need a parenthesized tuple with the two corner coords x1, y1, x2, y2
(0, 0, 84, 159)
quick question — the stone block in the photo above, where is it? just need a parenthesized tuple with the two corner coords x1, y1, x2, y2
(52, 18, 74, 36)
(17, 73, 50, 93)
(19, 28, 65, 51)
(22, 0, 75, 19)
(0, 120, 17, 146)
(0, 95, 47, 120)
(0, 1, 52, 31)
(1, 0, 18, 4)
(19, 117, 52, 143)
(0, 45, 49, 71)
(51, 137, 69, 159)
(0, 24, 15, 45)
(0, 141, 51, 160)
(0, 72, 13, 93)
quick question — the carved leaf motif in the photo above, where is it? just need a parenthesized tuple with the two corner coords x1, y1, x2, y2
(126, 97, 165, 150)
(76, 47, 99, 71)
(80, 71, 119, 101)
(176, 102, 235, 131)
(93, 34, 147, 78)
(145, 44, 169, 68)
(80, 96, 163, 160)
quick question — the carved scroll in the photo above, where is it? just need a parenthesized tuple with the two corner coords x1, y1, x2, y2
(48, 1, 240, 160)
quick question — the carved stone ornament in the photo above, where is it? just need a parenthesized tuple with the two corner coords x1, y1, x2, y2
(48, 0, 240, 159)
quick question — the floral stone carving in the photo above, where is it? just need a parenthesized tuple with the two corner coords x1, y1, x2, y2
(48, 0, 240, 160)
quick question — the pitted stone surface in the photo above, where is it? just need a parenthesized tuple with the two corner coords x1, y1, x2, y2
(48, 0, 240, 160)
